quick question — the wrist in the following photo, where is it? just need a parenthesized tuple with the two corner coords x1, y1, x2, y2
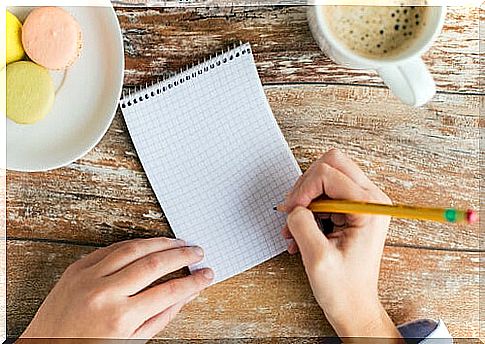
(327, 301, 403, 341)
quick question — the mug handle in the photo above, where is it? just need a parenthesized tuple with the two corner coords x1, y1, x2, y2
(377, 58, 436, 107)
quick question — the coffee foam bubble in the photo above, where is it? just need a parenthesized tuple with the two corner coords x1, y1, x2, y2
(322, 6, 428, 59)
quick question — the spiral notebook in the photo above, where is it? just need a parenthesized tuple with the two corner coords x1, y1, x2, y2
(120, 43, 301, 283)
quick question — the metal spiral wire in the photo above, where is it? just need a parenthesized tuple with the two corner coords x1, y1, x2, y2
(120, 41, 250, 109)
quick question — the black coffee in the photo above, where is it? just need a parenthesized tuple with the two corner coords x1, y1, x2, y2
(322, 6, 429, 58)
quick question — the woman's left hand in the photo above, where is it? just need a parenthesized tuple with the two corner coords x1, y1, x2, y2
(20, 237, 214, 341)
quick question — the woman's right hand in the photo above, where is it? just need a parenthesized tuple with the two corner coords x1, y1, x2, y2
(279, 149, 402, 339)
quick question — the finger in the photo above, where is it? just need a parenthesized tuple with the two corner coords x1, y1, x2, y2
(132, 293, 198, 339)
(130, 268, 214, 320)
(279, 164, 323, 212)
(132, 300, 185, 340)
(281, 225, 293, 240)
(74, 240, 130, 269)
(284, 162, 370, 214)
(327, 231, 345, 240)
(306, 164, 391, 233)
(287, 207, 329, 266)
(278, 169, 316, 213)
(293, 163, 378, 228)
(320, 148, 376, 191)
(321, 149, 392, 205)
(282, 174, 305, 207)
(330, 214, 347, 227)
(315, 216, 335, 236)
(93, 237, 186, 277)
(107, 246, 205, 295)
(287, 239, 299, 255)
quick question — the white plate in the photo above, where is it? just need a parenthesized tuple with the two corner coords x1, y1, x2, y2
(6, 5, 124, 172)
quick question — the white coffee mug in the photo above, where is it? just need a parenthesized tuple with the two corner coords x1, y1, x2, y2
(307, 5, 446, 107)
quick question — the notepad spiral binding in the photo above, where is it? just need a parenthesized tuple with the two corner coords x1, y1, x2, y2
(120, 42, 252, 109)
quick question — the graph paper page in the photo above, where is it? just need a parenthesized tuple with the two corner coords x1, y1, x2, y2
(121, 43, 301, 283)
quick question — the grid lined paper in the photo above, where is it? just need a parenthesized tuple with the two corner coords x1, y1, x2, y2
(121, 43, 301, 283)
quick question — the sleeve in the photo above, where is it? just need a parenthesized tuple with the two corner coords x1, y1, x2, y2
(397, 319, 452, 343)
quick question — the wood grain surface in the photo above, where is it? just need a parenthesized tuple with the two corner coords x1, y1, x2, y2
(113, 0, 483, 6)
(118, 7, 481, 93)
(6, 4, 483, 341)
(7, 86, 480, 249)
(7, 240, 480, 339)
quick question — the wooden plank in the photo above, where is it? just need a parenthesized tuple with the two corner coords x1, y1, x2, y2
(113, 0, 309, 6)
(116, 6, 481, 94)
(6, 85, 480, 250)
(112, 0, 482, 6)
(6, 240, 480, 339)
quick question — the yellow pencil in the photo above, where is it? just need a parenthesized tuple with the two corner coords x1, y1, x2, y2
(300, 200, 478, 224)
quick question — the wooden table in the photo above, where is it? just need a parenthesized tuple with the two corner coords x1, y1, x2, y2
(6, 4, 482, 341)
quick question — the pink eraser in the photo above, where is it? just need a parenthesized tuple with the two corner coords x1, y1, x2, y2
(466, 209, 478, 224)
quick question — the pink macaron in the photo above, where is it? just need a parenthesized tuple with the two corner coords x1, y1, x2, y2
(22, 7, 83, 70)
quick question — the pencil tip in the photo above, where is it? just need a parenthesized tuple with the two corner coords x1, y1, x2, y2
(273, 206, 278, 211)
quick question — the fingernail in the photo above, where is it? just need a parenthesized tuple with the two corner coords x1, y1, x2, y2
(202, 268, 214, 280)
(175, 239, 186, 246)
(193, 247, 204, 257)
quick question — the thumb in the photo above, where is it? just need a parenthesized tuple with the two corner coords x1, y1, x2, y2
(287, 207, 329, 265)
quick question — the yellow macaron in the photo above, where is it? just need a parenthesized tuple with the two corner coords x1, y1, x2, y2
(6, 10, 25, 65)
(6, 61, 55, 124)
